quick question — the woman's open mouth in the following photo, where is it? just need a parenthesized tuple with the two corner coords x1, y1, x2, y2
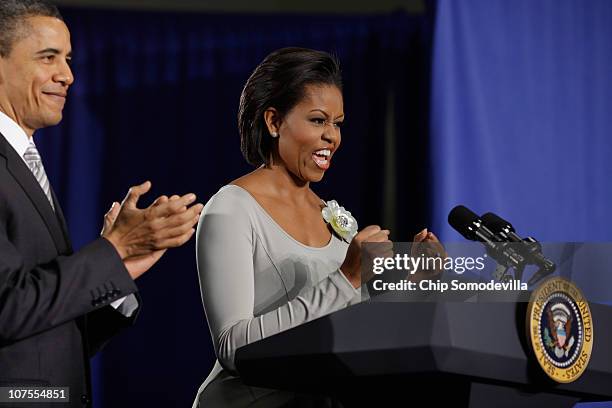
(312, 148, 331, 170)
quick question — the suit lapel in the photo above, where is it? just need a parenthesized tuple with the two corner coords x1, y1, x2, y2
(50, 187, 73, 254)
(0, 133, 70, 254)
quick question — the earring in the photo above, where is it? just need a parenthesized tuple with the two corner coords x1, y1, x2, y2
(271, 131, 279, 138)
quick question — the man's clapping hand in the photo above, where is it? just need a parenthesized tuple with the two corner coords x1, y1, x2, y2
(101, 181, 204, 279)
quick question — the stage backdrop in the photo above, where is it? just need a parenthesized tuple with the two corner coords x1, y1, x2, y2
(33, 0, 612, 406)
(430, 0, 612, 313)
(37, 7, 431, 407)
(430, 0, 612, 243)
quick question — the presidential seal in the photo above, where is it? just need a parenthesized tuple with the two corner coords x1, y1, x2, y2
(527, 276, 594, 383)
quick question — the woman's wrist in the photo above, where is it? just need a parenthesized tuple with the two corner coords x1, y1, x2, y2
(339, 267, 360, 289)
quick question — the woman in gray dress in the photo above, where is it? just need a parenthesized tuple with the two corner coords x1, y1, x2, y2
(193, 48, 440, 407)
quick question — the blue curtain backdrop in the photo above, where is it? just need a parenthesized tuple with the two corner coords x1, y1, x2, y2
(36, 8, 431, 407)
(430, 0, 612, 243)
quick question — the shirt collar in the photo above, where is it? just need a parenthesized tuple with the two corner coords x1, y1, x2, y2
(0, 110, 34, 164)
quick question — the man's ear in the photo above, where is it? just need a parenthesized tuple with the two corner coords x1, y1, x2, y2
(263, 107, 281, 137)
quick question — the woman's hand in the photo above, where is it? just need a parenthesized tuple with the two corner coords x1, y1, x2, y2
(340, 225, 393, 289)
(408, 228, 447, 282)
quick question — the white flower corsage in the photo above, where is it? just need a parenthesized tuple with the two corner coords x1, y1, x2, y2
(321, 200, 358, 243)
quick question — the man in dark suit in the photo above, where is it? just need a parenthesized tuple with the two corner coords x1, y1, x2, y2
(0, 1, 203, 406)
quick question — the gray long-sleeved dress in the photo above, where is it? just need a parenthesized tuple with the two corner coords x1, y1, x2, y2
(193, 185, 362, 407)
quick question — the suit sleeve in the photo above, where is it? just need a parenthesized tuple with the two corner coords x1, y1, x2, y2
(0, 225, 138, 345)
(196, 194, 361, 374)
(85, 293, 141, 357)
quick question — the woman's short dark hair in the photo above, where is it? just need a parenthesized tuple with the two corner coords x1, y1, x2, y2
(0, 0, 63, 57)
(238, 47, 343, 167)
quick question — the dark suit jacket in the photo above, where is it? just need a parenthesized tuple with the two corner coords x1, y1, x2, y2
(0, 133, 140, 407)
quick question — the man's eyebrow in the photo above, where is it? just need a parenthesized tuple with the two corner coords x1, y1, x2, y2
(35, 48, 61, 55)
(35, 48, 73, 60)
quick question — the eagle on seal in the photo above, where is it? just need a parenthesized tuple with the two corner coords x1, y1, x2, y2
(546, 302, 575, 358)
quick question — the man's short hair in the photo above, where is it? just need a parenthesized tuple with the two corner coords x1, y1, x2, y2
(0, 0, 63, 57)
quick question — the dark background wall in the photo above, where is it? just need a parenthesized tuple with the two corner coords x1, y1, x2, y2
(54, 0, 424, 13)
(37, 4, 433, 407)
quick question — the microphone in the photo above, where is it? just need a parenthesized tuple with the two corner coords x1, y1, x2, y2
(481, 212, 556, 285)
(448, 205, 526, 272)
(481, 212, 525, 243)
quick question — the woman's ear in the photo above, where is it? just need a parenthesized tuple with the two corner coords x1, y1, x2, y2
(263, 108, 281, 138)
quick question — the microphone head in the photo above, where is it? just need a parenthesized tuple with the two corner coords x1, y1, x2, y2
(481, 212, 515, 234)
(448, 205, 480, 241)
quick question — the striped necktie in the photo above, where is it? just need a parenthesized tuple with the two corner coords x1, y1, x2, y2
(23, 142, 55, 211)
